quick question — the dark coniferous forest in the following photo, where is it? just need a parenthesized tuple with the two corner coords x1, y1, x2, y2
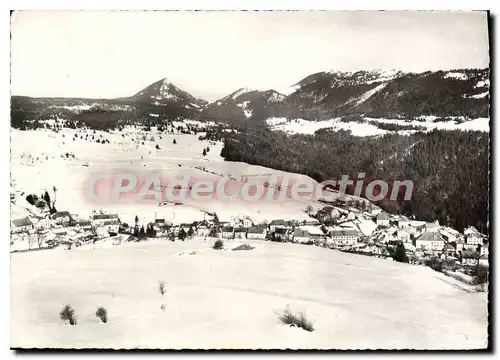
(220, 125, 489, 234)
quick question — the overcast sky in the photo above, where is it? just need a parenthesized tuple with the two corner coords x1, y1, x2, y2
(11, 10, 489, 101)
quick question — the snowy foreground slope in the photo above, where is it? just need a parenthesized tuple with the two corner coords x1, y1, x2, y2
(11, 239, 487, 349)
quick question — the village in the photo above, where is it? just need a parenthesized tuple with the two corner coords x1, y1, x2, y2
(10, 196, 489, 288)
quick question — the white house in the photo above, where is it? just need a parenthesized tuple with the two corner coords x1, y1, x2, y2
(397, 216, 411, 228)
(269, 219, 290, 232)
(91, 213, 119, 226)
(480, 241, 489, 256)
(102, 220, 120, 234)
(479, 255, 489, 267)
(242, 216, 254, 228)
(424, 221, 440, 232)
(11, 217, 33, 234)
(461, 251, 479, 266)
(397, 229, 411, 243)
(195, 221, 211, 237)
(234, 227, 247, 239)
(415, 231, 445, 252)
(346, 212, 356, 221)
(465, 227, 484, 246)
(330, 230, 359, 247)
(246, 225, 267, 240)
(221, 226, 235, 239)
(293, 229, 311, 244)
(34, 218, 51, 230)
(376, 212, 390, 227)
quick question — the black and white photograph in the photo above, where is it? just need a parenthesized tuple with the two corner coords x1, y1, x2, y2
(9, 10, 490, 350)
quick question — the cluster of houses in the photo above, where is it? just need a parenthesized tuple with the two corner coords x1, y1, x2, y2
(10, 210, 120, 251)
(11, 203, 489, 274)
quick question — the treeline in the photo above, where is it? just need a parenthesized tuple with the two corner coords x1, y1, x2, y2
(11, 96, 198, 130)
(220, 126, 489, 234)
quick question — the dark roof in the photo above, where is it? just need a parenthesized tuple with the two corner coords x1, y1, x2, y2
(274, 228, 288, 234)
(77, 220, 91, 225)
(51, 211, 71, 219)
(92, 214, 119, 220)
(196, 220, 210, 228)
(155, 219, 165, 223)
(294, 229, 309, 237)
(222, 226, 234, 232)
(376, 212, 390, 221)
(269, 219, 287, 226)
(331, 230, 359, 237)
(12, 217, 32, 227)
(100, 220, 120, 226)
(443, 243, 456, 250)
(234, 227, 246, 232)
(247, 225, 266, 234)
(462, 250, 480, 259)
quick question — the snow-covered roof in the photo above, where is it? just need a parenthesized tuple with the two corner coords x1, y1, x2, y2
(357, 219, 377, 236)
(298, 225, 324, 236)
(417, 232, 445, 242)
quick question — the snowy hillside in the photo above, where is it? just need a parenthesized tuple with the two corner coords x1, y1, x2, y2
(266, 116, 490, 137)
(201, 88, 288, 123)
(11, 238, 488, 349)
(11, 127, 363, 226)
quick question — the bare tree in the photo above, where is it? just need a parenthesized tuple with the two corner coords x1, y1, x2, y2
(159, 280, 166, 296)
(27, 233, 37, 250)
(36, 230, 46, 249)
(50, 186, 58, 213)
(305, 205, 314, 216)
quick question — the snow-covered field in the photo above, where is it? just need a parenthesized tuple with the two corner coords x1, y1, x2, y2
(266, 116, 490, 137)
(266, 117, 387, 137)
(10, 238, 488, 349)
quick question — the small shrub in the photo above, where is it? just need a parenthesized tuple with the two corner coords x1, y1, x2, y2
(159, 280, 166, 296)
(59, 305, 77, 325)
(339, 114, 365, 123)
(95, 307, 108, 323)
(213, 239, 224, 250)
(276, 306, 314, 332)
(160, 304, 166, 311)
(473, 266, 489, 285)
(232, 244, 255, 251)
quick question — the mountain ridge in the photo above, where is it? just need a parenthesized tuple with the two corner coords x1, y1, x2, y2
(11, 68, 490, 130)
